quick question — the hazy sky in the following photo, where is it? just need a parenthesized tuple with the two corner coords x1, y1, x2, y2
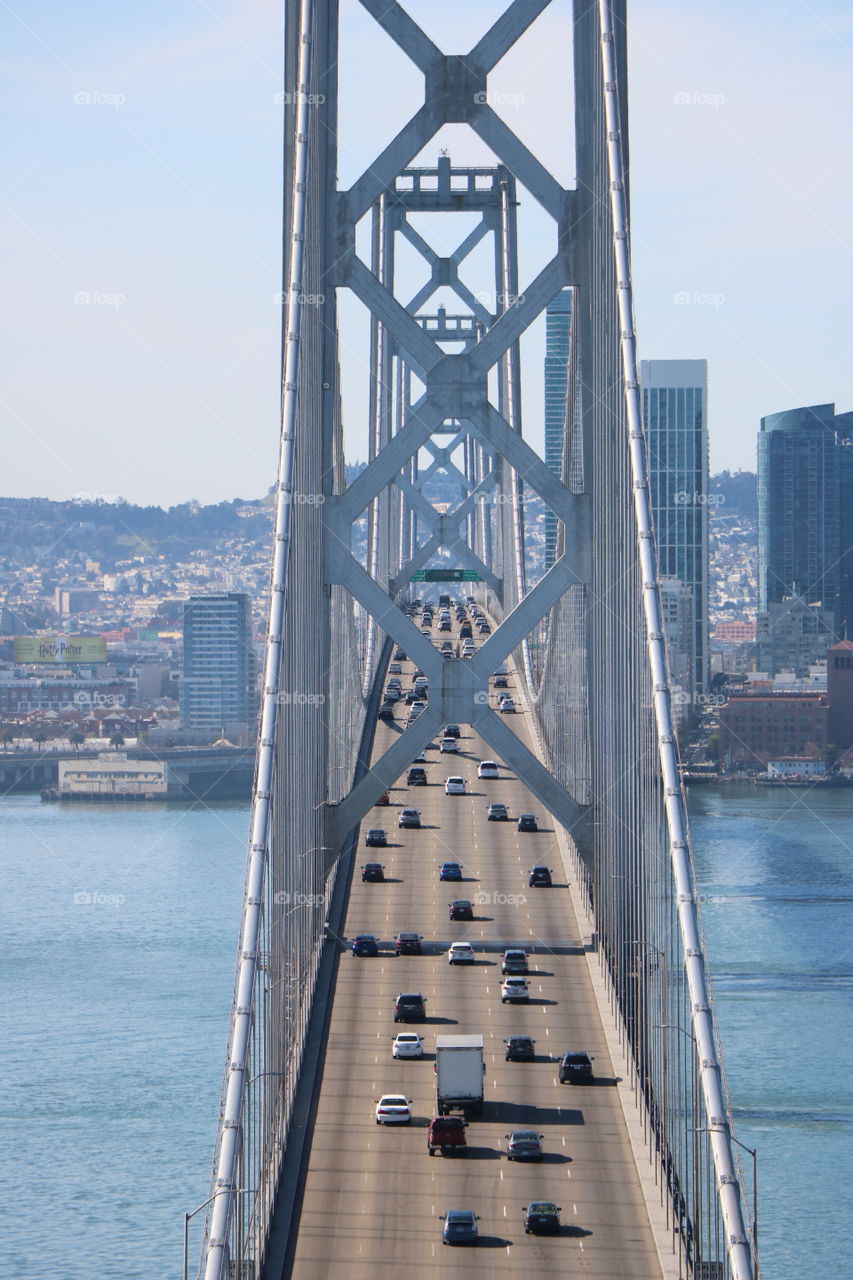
(3, 0, 852, 506)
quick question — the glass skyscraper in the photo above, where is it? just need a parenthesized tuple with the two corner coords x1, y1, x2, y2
(543, 288, 572, 569)
(641, 359, 709, 695)
(181, 592, 255, 734)
(758, 403, 853, 633)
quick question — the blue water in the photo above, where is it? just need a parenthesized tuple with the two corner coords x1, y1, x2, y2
(689, 783, 853, 1280)
(0, 796, 246, 1280)
(1, 786, 849, 1278)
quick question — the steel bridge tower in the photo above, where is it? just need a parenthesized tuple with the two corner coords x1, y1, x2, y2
(197, 4, 756, 1279)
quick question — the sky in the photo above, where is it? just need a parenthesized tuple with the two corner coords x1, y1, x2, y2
(2, 0, 852, 506)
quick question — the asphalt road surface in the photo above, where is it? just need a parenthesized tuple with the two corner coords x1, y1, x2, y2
(287, 617, 663, 1278)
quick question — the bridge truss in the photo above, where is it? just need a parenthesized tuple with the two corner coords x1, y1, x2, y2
(197, 3, 756, 1279)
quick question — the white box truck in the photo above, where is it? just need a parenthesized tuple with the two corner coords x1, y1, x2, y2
(435, 1034, 484, 1115)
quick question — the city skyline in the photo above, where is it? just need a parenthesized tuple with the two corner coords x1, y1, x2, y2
(3, 1, 852, 505)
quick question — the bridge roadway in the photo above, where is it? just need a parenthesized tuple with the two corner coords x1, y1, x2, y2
(286, 626, 663, 1278)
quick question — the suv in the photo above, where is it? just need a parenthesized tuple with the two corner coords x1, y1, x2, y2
(428, 1114, 468, 1156)
(377, 703, 395, 721)
(395, 932, 423, 955)
(528, 864, 552, 887)
(501, 949, 528, 974)
(504, 1035, 536, 1061)
(500, 976, 529, 1003)
(559, 1051, 594, 1084)
(393, 992, 426, 1022)
(406, 766, 427, 786)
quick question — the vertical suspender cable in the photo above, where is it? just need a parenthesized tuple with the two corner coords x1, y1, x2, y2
(597, 3, 754, 1277)
(201, 1, 315, 1275)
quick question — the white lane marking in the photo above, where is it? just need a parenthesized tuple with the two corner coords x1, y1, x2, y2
(579, 1241, 584, 1252)
(503, 1205, 507, 1217)
(573, 1203, 578, 1214)
(567, 1168, 572, 1178)
(499, 1168, 504, 1181)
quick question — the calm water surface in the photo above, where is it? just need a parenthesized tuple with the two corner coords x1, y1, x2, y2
(2, 785, 850, 1278)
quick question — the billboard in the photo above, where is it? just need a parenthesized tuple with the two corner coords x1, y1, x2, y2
(14, 636, 108, 664)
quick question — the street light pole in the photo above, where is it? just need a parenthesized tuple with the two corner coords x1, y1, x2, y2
(184, 1187, 252, 1280)
(693, 1126, 758, 1280)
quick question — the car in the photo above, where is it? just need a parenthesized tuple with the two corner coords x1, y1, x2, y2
(478, 760, 499, 779)
(487, 802, 509, 821)
(440, 640, 454, 652)
(413, 750, 427, 763)
(361, 862, 385, 882)
(392, 1032, 423, 1059)
(493, 675, 509, 689)
(383, 686, 400, 702)
(498, 697, 516, 713)
(448, 942, 476, 964)
(393, 992, 426, 1021)
(504, 1035, 536, 1061)
(407, 766, 427, 786)
(374, 1094, 412, 1124)
(441, 648, 455, 660)
(404, 690, 418, 704)
(351, 934, 379, 957)
(376, 791, 390, 806)
(389, 662, 402, 674)
(501, 976, 529, 1002)
(558, 1051, 594, 1083)
(440, 1209, 479, 1246)
(505, 1129, 544, 1161)
(459, 623, 473, 638)
(449, 899, 474, 921)
(420, 626, 431, 636)
(393, 648, 407, 660)
(492, 663, 508, 676)
(439, 737, 459, 753)
(365, 828, 387, 847)
(398, 808, 421, 828)
(428, 1114, 467, 1155)
(445, 776, 466, 795)
(377, 704, 395, 721)
(439, 861, 463, 881)
(409, 699, 427, 717)
(528, 864, 553, 887)
(394, 932, 423, 955)
(501, 948, 528, 974)
(443, 724, 461, 739)
(517, 813, 538, 832)
(522, 1202, 562, 1234)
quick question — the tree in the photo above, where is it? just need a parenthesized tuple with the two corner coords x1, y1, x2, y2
(69, 730, 85, 753)
(109, 731, 125, 749)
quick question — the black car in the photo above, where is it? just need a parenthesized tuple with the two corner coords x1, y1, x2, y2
(493, 675, 508, 689)
(517, 813, 538, 832)
(449, 899, 474, 921)
(394, 648, 407, 660)
(443, 724, 461, 739)
(407, 766, 428, 786)
(559, 1051, 594, 1083)
(522, 1202, 561, 1234)
(528, 864, 552, 887)
(352, 934, 379, 957)
(365, 828, 387, 847)
(394, 992, 426, 1022)
(395, 932, 423, 955)
(504, 1035, 536, 1061)
(361, 862, 385, 882)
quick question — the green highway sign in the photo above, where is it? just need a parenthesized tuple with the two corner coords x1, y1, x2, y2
(410, 568, 482, 582)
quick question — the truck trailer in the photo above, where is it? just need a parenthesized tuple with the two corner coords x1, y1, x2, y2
(435, 1033, 484, 1115)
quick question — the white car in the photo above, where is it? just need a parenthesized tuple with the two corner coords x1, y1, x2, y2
(445, 776, 466, 795)
(375, 1093, 413, 1124)
(392, 1032, 424, 1059)
(500, 976, 530, 1003)
(478, 760, 499, 779)
(448, 942, 476, 965)
(439, 737, 459, 753)
(499, 697, 516, 713)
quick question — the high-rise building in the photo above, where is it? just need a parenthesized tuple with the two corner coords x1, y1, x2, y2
(180, 593, 254, 736)
(757, 404, 845, 623)
(641, 359, 709, 696)
(543, 289, 572, 568)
